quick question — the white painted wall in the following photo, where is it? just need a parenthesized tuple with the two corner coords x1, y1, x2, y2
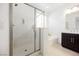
(0, 3, 9, 55)
(48, 9, 66, 44)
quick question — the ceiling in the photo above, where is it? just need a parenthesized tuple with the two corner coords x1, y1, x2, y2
(29, 3, 79, 14)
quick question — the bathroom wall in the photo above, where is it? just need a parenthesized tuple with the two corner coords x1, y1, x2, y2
(0, 3, 9, 55)
(48, 9, 65, 44)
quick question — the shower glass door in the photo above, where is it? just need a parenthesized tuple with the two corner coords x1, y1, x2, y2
(12, 3, 35, 56)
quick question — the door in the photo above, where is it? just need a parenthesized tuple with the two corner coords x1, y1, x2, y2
(12, 3, 35, 56)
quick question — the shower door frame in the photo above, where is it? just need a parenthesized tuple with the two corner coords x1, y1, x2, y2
(9, 3, 44, 56)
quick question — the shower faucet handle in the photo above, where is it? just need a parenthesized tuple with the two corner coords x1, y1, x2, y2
(24, 49, 27, 52)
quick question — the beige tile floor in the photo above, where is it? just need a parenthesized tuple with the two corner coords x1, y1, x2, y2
(45, 40, 79, 56)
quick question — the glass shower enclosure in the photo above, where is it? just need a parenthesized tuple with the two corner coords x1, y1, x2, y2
(9, 3, 45, 56)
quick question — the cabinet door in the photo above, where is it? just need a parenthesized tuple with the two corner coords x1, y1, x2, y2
(69, 34, 74, 49)
(62, 33, 70, 47)
(73, 35, 79, 52)
(12, 3, 35, 56)
(62, 33, 73, 49)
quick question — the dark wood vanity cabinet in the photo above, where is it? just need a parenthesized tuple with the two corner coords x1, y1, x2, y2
(62, 33, 79, 52)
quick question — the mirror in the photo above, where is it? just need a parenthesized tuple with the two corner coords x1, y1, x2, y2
(65, 7, 79, 32)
